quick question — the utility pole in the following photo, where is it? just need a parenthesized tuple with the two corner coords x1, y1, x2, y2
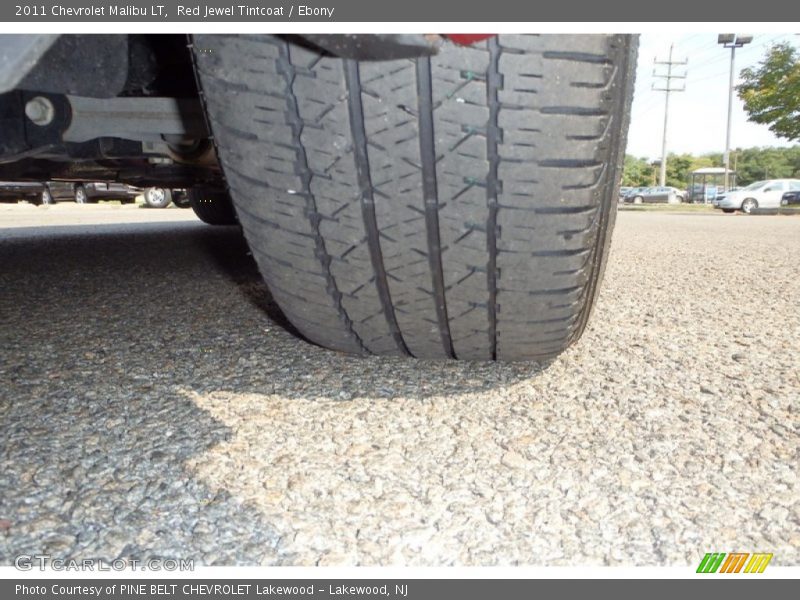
(718, 34, 752, 191)
(651, 160, 661, 186)
(653, 44, 687, 187)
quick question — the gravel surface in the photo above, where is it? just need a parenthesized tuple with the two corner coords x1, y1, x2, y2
(0, 205, 798, 566)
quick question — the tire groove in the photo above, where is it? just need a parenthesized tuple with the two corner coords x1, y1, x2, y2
(416, 56, 456, 359)
(277, 42, 368, 354)
(344, 60, 412, 357)
(567, 35, 638, 346)
(485, 37, 502, 360)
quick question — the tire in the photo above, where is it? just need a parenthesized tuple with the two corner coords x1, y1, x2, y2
(193, 34, 637, 360)
(74, 185, 88, 204)
(722, 208, 735, 214)
(188, 187, 238, 225)
(41, 187, 54, 205)
(144, 187, 172, 208)
(172, 190, 191, 208)
(633, 196, 643, 204)
(741, 198, 758, 214)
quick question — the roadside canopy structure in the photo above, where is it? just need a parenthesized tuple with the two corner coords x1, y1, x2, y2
(689, 167, 736, 203)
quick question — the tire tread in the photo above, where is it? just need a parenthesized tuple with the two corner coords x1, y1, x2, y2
(193, 34, 636, 360)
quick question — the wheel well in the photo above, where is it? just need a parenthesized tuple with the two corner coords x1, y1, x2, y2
(0, 35, 218, 190)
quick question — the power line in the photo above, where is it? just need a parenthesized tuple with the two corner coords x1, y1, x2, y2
(652, 43, 687, 186)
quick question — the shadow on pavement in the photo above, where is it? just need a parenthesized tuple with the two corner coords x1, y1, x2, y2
(0, 220, 549, 565)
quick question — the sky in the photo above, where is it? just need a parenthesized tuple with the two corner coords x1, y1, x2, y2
(626, 33, 800, 160)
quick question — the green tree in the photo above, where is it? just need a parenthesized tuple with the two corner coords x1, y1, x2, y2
(738, 43, 800, 141)
(621, 155, 654, 186)
(690, 155, 716, 171)
(664, 153, 695, 189)
(710, 146, 800, 186)
(621, 146, 800, 189)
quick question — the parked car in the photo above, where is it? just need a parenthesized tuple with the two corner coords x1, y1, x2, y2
(780, 190, 800, 207)
(624, 186, 683, 204)
(75, 182, 141, 204)
(0, 180, 140, 205)
(714, 179, 800, 213)
(618, 186, 632, 201)
(0, 181, 51, 205)
(623, 187, 650, 203)
(655, 186, 685, 203)
(0, 181, 84, 204)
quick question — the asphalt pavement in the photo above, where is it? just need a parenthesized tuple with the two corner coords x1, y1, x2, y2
(0, 203, 798, 566)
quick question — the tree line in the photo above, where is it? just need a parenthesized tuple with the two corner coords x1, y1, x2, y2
(621, 146, 800, 189)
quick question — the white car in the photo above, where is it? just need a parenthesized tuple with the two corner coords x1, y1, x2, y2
(714, 179, 800, 214)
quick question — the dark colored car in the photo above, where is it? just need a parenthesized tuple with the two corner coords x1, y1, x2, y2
(76, 181, 141, 203)
(0, 181, 50, 204)
(0, 181, 80, 204)
(622, 187, 650, 203)
(46, 181, 77, 202)
(0, 180, 140, 204)
(624, 186, 684, 204)
(781, 191, 800, 206)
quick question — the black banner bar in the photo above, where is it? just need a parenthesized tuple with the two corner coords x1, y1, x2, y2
(2, 579, 798, 600)
(2, 0, 800, 22)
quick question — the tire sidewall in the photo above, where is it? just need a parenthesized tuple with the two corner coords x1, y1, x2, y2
(172, 191, 191, 208)
(144, 187, 172, 208)
(742, 198, 758, 214)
